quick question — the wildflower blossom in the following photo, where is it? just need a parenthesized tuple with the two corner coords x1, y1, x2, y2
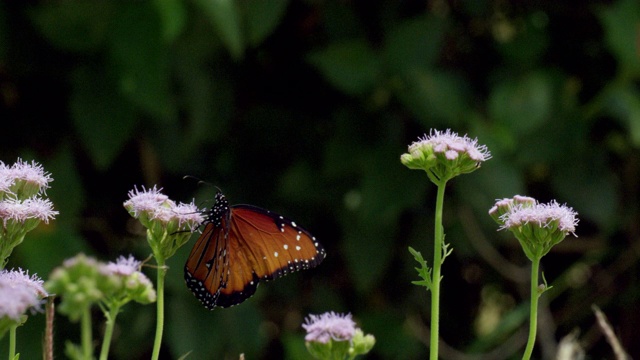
(123, 185, 169, 219)
(0, 174, 13, 200)
(401, 129, 491, 184)
(104, 255, 142, 276)
(302, 311, 375, 360)
(492, 197, 578, 261)
(489, 195, 536, 224)
(0, 159, 58, 267)
(0, 159, 53, 199)
(124, 185, 203, 261)
(0, 197, 58, 226)
(303, 312, 356, 343)
(102, 255, 156, 305)
(0, 269, 47, 321)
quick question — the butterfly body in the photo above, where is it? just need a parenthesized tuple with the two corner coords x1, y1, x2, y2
(185, 191, 326, 309)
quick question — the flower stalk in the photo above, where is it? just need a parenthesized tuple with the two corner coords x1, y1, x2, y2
(99, 304, 121, 360)
(402, 129, 490, 359)
(429, 182, 446, 360)
(151, 256, 166, 360)
(522, 255, 540, 360)
(123, 185, 202, 360)
(81, 306, 93, 360)
(490, 195, 578, 359)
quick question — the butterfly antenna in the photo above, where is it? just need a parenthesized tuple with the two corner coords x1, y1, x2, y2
(183, 175, 212, 187)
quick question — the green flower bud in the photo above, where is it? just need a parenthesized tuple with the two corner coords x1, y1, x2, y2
(350, 329, 376, 356)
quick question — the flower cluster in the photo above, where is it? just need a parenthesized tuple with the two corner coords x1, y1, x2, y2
(401, 129, 491, 184)
(490, 196, 579, 261)
(45, 253, 156, 321)
(0, 159, 58, 268)
(302, 312, 375, 360)
(0, 268, 47, 338)
(124, 185, 203, 261)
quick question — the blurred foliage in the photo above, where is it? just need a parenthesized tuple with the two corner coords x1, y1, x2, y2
(1, 0, 640, 359)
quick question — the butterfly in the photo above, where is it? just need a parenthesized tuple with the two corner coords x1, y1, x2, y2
(185, 190, 326, 309)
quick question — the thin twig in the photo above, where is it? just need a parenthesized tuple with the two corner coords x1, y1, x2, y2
(44, 295, 55, 360)
(591, 305, 630, 360)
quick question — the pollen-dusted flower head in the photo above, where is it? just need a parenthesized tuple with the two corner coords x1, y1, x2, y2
(0, 197, 59, 268)
(123, 185, 169, 224)
(150, 200, 203, 234)
(401, 129, 491, 183)
(302, 311, 376, 359)
(124, 185, 204, 261)
(124, 185, 203, 231)
(0, 159, 53, 199)
(302, 311, 357, 344)
(0, 197, 58, 228)
(102, 255, 156, 305)
(493, 197, 579, 261)
(0, 173, 13, 201)
(0, 269, 47, 321)
(488, 195, 536, 225)
(104, 255, 142, 276)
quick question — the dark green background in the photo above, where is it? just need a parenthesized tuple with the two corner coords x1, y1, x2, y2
(1, 0, 639, 359)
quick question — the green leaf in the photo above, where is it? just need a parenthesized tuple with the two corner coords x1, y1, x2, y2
(153, 0, 187, 42)
(107, 2, 175, 120)
(69, 66, 138, 170)
(383, 15, 448, 73)
(244, 0, 289, 47)
(64, 341, 84, 360)
(29, 1, 113, 52)
(552, 158, 618, 231)
(488, 72, 553, 134)
(195, 0, 244, 59)
(495, 14, 549, 66)
(394, 69, 470, 126)
(308, 40, 381, 96)
(599, 0, 640, 78)
(603, 84, 640, 147)
(408, 246, 432, 290)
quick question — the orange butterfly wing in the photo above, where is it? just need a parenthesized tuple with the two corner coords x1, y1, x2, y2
(185, 200, 326, 309)
(184, 220, 231, 309)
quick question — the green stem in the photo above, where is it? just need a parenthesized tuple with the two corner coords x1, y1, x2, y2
(81, 306, 93, 360)
(99, 304, 121, 360)
(151, 256, 166, 360)
(522, 257, 541, 360)
(8, 324, 16, 360)
(430, 181, 447, 360)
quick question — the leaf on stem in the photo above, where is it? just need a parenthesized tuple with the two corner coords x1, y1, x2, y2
(441, 240, 453, 265)
(538, 271, 553, 296)
(408, 246, 433, 290)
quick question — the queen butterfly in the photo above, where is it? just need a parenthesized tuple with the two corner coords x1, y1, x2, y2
(185, 190, 326, 309)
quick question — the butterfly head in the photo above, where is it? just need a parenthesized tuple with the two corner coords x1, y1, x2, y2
(204, 191, 230, 227)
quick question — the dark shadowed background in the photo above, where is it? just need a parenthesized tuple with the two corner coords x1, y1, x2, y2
(1, 0, 639, 359)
